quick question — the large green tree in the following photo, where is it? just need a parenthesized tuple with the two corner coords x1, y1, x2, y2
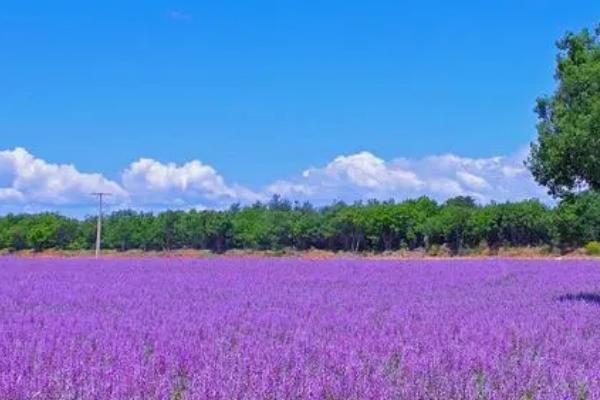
(528, 24, 600, 197)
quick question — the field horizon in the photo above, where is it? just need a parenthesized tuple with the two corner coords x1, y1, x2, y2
(3, 247, 598, 260)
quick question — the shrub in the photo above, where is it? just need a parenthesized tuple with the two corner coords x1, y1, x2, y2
(426, 244, 452, 257)
(584, 241, 600, 256)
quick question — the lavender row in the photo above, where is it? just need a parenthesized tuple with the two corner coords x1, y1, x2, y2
(1, 257, 599, 399)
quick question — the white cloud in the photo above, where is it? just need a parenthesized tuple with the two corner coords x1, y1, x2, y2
(456, 171, 489, 190)
(266, 180, 315, 197)
(122, 158, 262, 207)
(0, 148, 126, 207)
(269, 150, 548, 204)
(0, 146, 550, 214)
(304, 152, 424, 190)
(0, 188, 23, 202)
(427, 178, 465, 197)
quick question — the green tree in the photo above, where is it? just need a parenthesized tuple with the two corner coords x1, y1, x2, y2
(290, 205, 323, 250)
(470, 201, 551, 251)
(528, 24, 600, 197)
(232, 203, 268, 249)
(552, 191, 600, 250)
(425, 198, 476, 255)
(104, 210, 138, 251)
(0, 214, 28, 250)
(175, 210, 209, 249)
(24, 213, 78, 251)
(205, 211, 233, 253)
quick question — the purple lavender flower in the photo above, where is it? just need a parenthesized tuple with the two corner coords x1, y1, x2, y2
(0, 257, 599, 399)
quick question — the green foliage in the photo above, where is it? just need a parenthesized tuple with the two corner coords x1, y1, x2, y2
(0, 213, 79, 252)
(425, 198, 475, 255)
(585, 241, 600, 256)
(469, 200, 551, 251)
(528, 23, 600, 197)
(552, 191, 600, 251)
(0, 193, 599, 254)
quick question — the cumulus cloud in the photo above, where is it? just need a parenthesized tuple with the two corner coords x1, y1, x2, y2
(456, 171, 490, 190)
(267, 150, 548, 204)
(0, 149, 260, 213)
(266, 180, 315, 197)
(0, 188, 23, 202)
(304, 152, 424, 190)
(0, 148, 126, 207)
(0, 146, 550, 214)
(122, 158, 262, 207)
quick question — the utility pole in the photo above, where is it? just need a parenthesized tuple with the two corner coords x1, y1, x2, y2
(92, 192, 111, 258)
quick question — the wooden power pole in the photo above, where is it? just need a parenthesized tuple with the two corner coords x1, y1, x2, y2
(92, 192, 111, 258)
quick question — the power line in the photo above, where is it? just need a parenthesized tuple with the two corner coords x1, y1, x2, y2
(91, 192, 111, 258)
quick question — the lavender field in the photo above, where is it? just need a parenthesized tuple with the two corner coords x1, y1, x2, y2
(1, 258, 600, 399)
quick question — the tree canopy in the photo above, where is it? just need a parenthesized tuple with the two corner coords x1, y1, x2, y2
(528, 23, 600, 197)
(1, 194, 599, 255)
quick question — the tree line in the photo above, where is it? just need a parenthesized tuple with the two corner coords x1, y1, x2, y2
(1, 193, 599, 255)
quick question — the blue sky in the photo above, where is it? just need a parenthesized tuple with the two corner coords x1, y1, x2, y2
(1, 1, 598, 213)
